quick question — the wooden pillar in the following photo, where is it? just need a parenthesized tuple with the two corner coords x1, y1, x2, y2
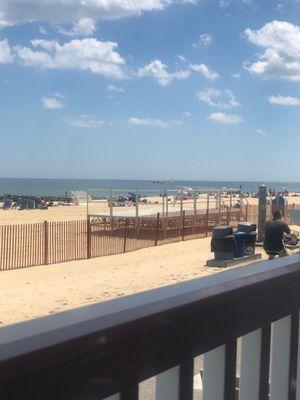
(165, 191, 169, 218)
(181, 210, 185, 241)
(109, 189, 113, 230)
(218, 191, 221, 225)
(258, 185, 267, 243)
(44, 220, 48, 265)
(86, 191, 89, 219)
(239, 190, 244, 222)
(87, 218, 91, 259)
(164, 192, 168, 237)
(229, 193, 232, 225)
(123, 219, 128, 253)
(180, 196, 183, 215)
(135, 191, 139, 234)
(155, 212, 160, 246)
(193, 194, 197, 233)
(206, 193, 210, 237)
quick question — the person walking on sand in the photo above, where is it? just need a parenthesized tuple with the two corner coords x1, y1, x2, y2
(263, 209, 291, 260)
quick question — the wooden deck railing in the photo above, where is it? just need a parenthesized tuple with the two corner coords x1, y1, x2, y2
(1, 255, 300, 399)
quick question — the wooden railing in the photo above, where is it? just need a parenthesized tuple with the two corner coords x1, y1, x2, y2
(1, 255, 300, 399)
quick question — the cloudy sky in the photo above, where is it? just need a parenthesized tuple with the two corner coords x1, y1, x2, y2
(1, 0, 300, 181)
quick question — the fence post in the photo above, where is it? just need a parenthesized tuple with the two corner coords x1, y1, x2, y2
(258, 185, 267, 243)
(123, 219, 128, 253)
(226, 206, 230, 225)
(246, 203, 249, 221)
(193, 194, 197, 233)
(155, 213, 160, 246)
(218, 192, 221, 225)
(87, 218, 91, 259)
(206, 193, 210, 237)
(229, 193, 232, 224)
(181, 210, 185, 241)
(44, 220, 48, 265)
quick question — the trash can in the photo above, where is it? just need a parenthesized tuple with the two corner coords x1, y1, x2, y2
(237, 222, 257, 254)
(211, 226, 237, 260)
(233, 232, 247, 258)
(243, 232, 257, 255)
(28, 199, 35, 209)
(237, 222, 256, 233)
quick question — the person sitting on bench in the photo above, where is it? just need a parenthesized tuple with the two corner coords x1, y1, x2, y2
(263, 209, 291, 260)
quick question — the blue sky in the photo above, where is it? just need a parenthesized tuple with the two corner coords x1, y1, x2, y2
(1, 0, 300, 181)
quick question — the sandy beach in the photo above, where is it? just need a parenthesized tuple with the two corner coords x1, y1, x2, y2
(0, 191, 299, 328)
(0, 236, 272, 327)
(1, 194, 300, 225)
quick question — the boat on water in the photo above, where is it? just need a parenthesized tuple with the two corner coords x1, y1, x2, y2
(152, 179, 174, 184)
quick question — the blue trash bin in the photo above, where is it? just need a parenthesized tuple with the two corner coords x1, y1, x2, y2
(233, 232, 247, 258)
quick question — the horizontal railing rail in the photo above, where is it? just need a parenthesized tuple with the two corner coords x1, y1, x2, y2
(1, 255, 300, 399)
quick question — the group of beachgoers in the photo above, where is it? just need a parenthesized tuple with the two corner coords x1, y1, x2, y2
(0, 196, 73, 210)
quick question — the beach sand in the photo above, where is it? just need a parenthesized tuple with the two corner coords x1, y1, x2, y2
(1, 194, 300, 225)
(0, 236, 271, 327)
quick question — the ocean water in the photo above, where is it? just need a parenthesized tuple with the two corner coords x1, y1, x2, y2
(0, 178, 299, 197)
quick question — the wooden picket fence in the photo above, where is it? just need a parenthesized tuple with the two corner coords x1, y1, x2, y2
(0, 207, 243, 271)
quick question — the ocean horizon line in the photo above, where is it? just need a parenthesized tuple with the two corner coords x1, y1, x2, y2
(0, 177, 300, 184)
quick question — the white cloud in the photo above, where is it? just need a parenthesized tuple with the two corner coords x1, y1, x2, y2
(42, 93, 66, 109)
(0, 39, 13, 63)
(15, 38, 126, 79)
(256, 128, 267, 136)
(193, 33, 213, 47)
(275, 3, 284, 12)
(39, 26, 48, 35)
(268, 95, 300, 106)
(200, 33, 213, 46)
(107, 84, 125, 93)
(177, 54, 187, 62)
(231, 73, 241, 79)
(57, 18, 96, 37)
(129, 117, 183, 128)
(138, 60, 218, 85)
(190, 63, 219, 81)
(208, 112, 244, 124)
(219, 0, 229, 9)
(183, 111, 192, 117)
(65, 115, 103, 128)
(0, 1, 198, 27)
(138, 59, 190, 86)
(244, 20, 300, 81)
(197, 88, 240, 108)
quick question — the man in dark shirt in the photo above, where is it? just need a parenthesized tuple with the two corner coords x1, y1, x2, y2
(264, 209, 291, 260)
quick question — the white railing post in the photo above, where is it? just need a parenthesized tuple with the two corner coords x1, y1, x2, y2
(105, 394, 120, 400)
(239, 329, 262, 400)
(202, 346, 225, 400)
(156, 366, 180, 400)
(270, 316, 292, 400)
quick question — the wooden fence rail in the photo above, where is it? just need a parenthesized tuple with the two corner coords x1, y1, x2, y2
(0, 206, 245, 271)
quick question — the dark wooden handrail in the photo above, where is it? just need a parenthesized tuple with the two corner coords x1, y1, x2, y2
(1, 255, 300, 399)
